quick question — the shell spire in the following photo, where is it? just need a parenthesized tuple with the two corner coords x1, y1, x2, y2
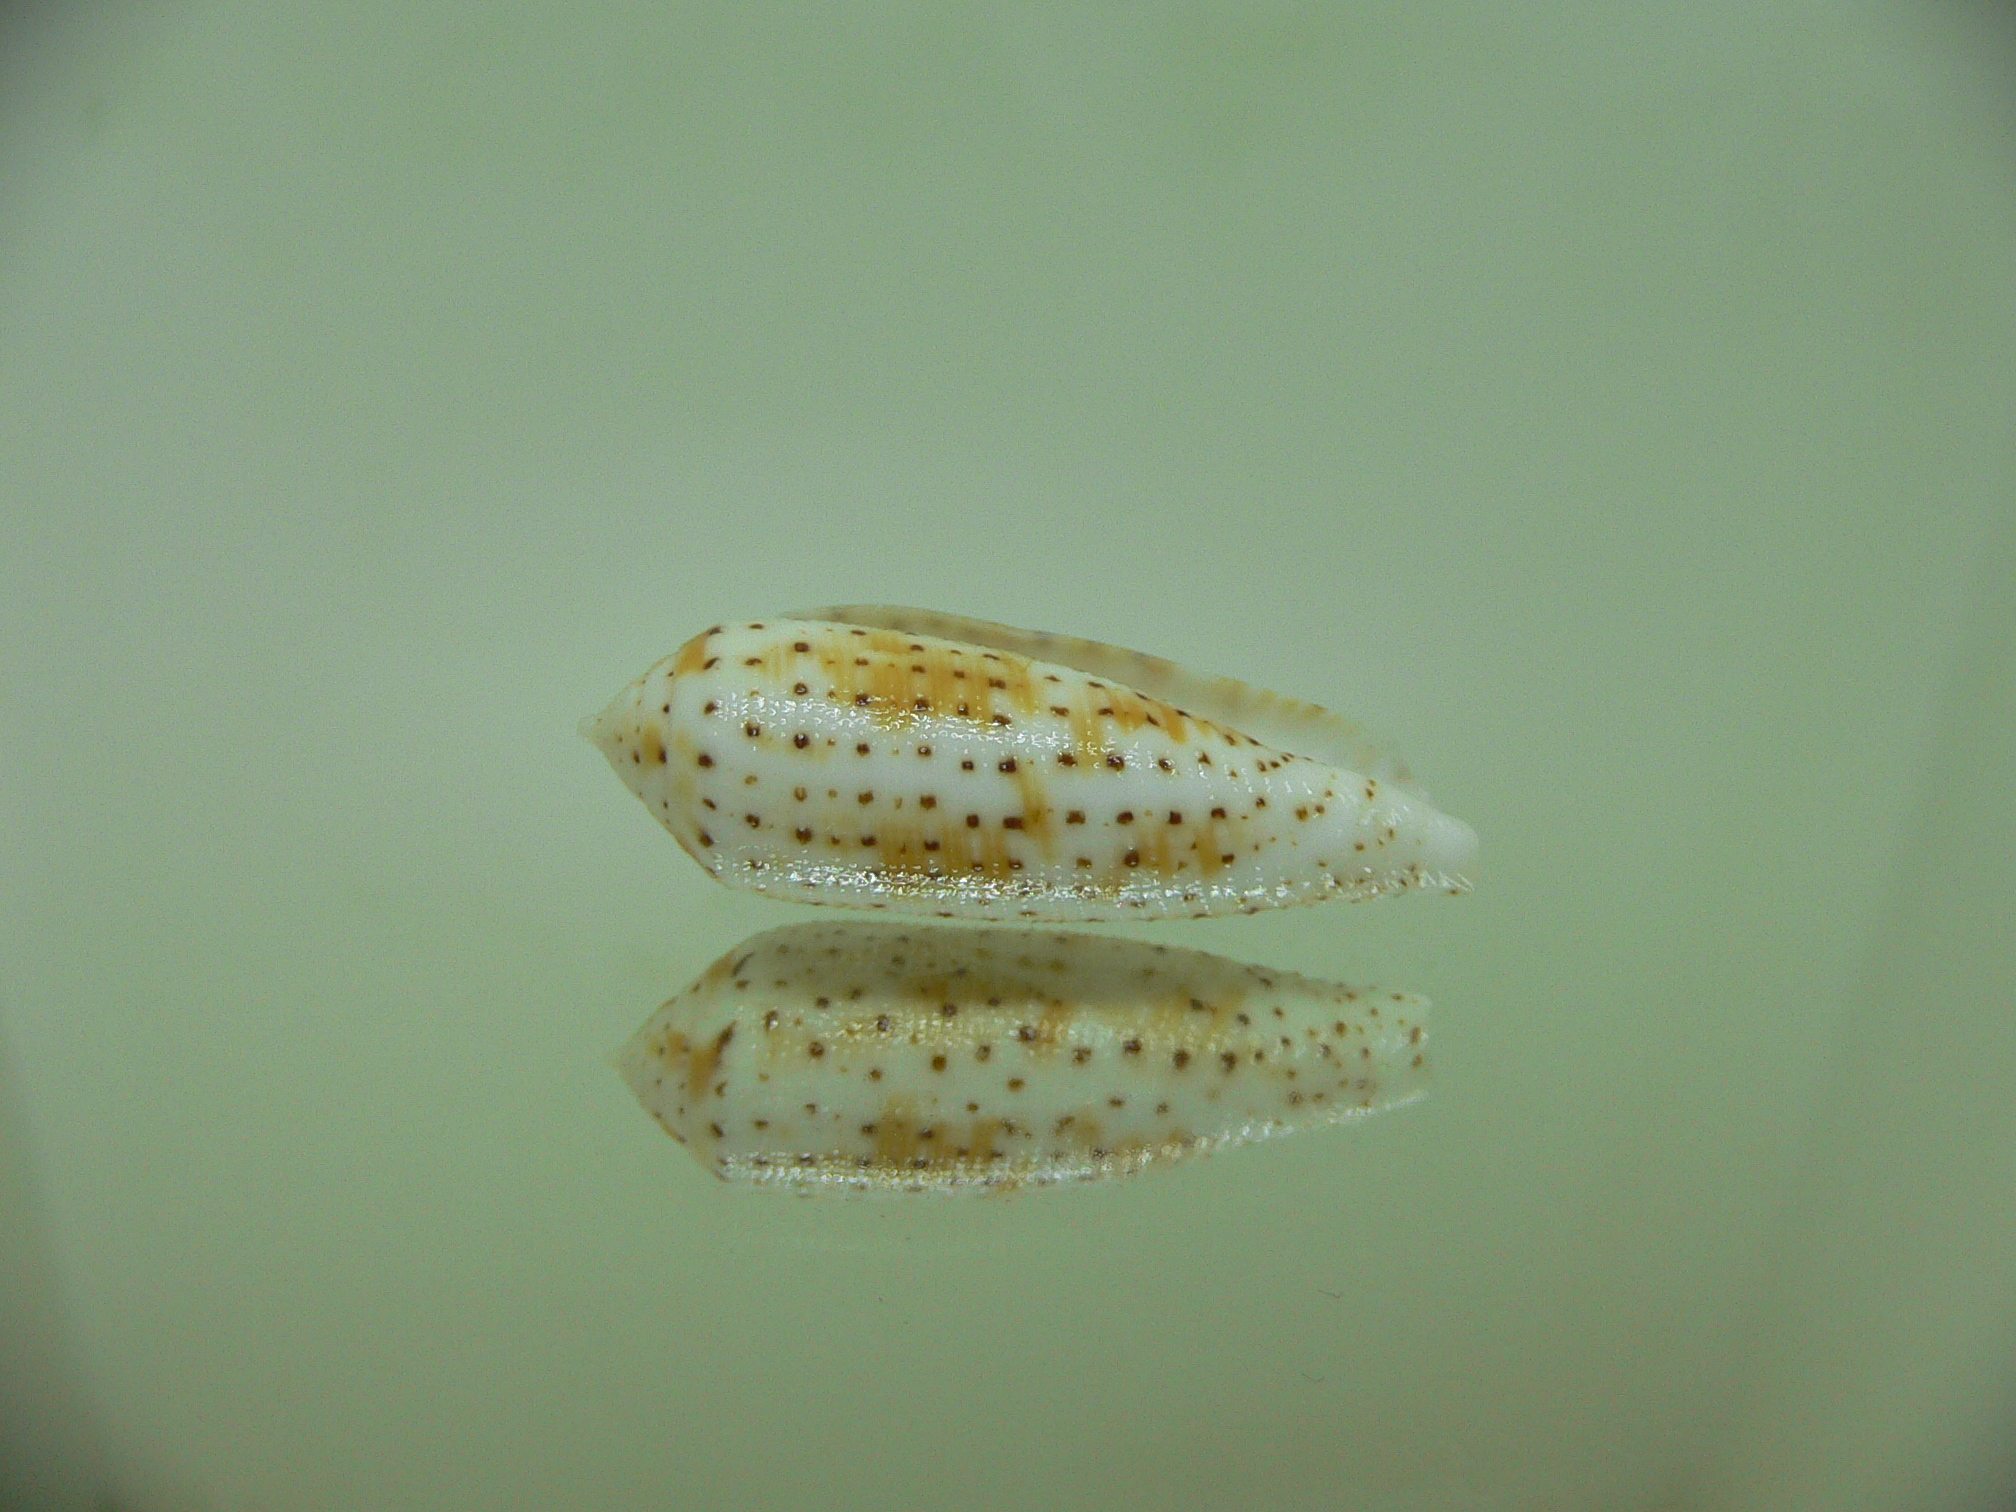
(584, 609, 1478, 922)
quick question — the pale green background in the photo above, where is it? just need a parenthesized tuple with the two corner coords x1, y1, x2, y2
(3, 4, 2015, 1510)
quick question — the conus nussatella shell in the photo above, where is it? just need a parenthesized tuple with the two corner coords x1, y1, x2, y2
(582, 607, 1478, 921)
(617, 921, 1428, 1194)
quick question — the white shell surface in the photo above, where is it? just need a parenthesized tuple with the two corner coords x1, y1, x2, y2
(617, 921, 1429, 1194)
(583, 609, 1478, 921)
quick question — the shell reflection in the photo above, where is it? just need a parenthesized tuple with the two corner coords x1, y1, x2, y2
(618, 921, 1429, 1194)
(582, 607, 1478, 921)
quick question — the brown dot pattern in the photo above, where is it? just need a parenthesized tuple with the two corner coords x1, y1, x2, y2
(613, 920, 1429, 1196)
(581, 614, 1480, 922)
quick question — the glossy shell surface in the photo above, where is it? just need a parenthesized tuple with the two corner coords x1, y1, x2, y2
(584, 607, 1478, 921)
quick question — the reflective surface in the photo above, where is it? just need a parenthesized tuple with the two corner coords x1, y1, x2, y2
(3, 4, 2015, 1510)
(617, 921, 1429, 1192)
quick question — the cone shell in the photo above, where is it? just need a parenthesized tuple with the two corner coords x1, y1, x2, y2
(583, 607, 1478, 921)
(617, 922, 1429, 1194)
